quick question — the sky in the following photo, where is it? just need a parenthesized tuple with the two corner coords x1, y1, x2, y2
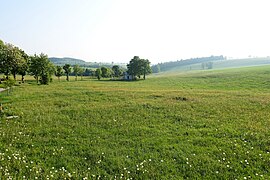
(0, 0, 270, 64)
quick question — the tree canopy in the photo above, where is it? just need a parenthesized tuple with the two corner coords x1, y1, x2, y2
(95, 68, 101, 80)
(0, 39, 55, 84)
(63, 64, 72, 81)
(55, 66, 64, 81)
(73, 64, 80, 81)
(0, 42, 29, 81)
(127, 56, 151, 80)
(1, 39, 153, 85)
(29, 53, 54, 84)
(112, 65, 123, 77)
(101, 67, 111, 78)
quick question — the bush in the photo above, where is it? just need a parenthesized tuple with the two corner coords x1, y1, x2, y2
(39, 73, 49, 85)
(3, 79, 15, 95)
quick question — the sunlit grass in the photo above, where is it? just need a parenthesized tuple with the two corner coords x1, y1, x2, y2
(0, 66, 270, 179)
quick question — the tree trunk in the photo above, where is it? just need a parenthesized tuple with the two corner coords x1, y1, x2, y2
(5, 70, 9, 80)
(21, 75, 24, 83)
(13, 73, 16, 81)
(66, 74, 69, 81)
(143, 68, 146, 80)
(58, 77, 60, 81)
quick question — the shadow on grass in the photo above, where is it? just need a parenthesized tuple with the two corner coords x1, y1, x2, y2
(95, 78, 147, 83)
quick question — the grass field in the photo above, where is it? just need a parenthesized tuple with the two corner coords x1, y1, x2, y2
(1, 66, 270, 179)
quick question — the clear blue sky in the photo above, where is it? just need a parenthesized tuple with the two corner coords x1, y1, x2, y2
(1, 0, 270, 64)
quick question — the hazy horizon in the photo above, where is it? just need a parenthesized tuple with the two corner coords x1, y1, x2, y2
(1, 0, 270, 64)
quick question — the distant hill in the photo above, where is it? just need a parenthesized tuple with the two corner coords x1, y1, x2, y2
(152, 55, 225, 73)
(49, 57, 127, 69)
(49, 57, 87, 65)
(152, 56, 270, 73)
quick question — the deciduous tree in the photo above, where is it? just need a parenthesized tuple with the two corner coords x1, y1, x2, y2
(127, 56, 151, 80)
(0, 43, 24, 80)
(29, 54, 40, 83)
(73, 64, 80, 81)
(78, 67, 84, 81)
(112, 65, 122, 77)
(63, 64, 71, 81)
(101, 67, 111, 78)
(29, 53, 54, 84)
(151, 64, 160, 73)
(55, 66, 64, 81)
(18, 50, 29, 83)
(95, 68, 101, 80)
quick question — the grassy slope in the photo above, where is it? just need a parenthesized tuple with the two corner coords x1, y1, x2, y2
(0, 66, 270, 179)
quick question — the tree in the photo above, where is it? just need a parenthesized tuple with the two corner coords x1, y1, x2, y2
(29, 54, 40, 83)
(55, 66, 64, 81)
(127, 56, 140, 80)
(18, 50, 29, 83)
(29, 53, 54, 84)
(0, 40, 29, 83)
(95, 68, 101, 80)
(37, 53, 53, 84)
(206, 62, 213, 69)
(63, 64, 71, 81)
(47, 63, 56, 82)
(78, 67, 84, 81)
(112, 65, 122, 77)
(73, 64, 80, 81)
(9, 46, 26, 81)
(101, 67, 111, 78)
(0, 40, 8, 78)
(3, 79, 15, 95)
(201, 62, 206, 70)
(0, 43, 23, 80)
(0, 39, 4, 47)
(83, 68, 91, 76)
(141, 59, 151, 80)
(127, 56, 151, 80)
(151, 64, 160, 73)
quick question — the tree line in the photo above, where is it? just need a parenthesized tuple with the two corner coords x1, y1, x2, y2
(0, 40, 127, 84)
(57, 64, 125, 81)
(151, 55, 225, 73)
(0, 40, 152, 85)
(0, 39, 60, 84)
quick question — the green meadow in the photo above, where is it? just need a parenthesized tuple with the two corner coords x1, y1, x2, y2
(1, 65, 270, 179)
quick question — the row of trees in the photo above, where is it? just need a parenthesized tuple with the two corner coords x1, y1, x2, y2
(94, 65, 124, 80)
(58, 59, 152, 81)
(0, 40, 55, 84)
(0, 40, 28, 81)
(55, 64, 125, 81)
(1, 40, 152, 84)
(54, 59, 151, 81)
(0, 40, 128, 84)
(201, 62, 213, 70)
